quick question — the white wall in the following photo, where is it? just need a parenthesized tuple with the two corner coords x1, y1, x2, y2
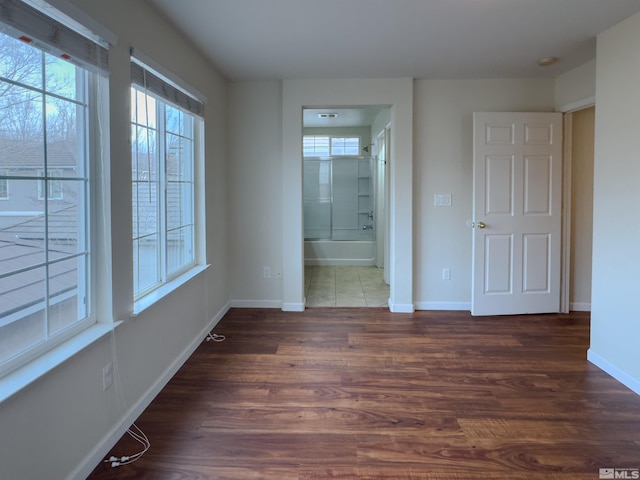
(588, 11, 640, 394)
(228, 82, 283, 306)
(0, 2, 230, 479)
(555, 60, 596, 110)
(230, 79, 558, 311)
(413, 79, 556, 309)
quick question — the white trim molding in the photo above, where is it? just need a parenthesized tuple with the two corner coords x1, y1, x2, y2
(569, 302, 591, 312)
(557, 96, 596, 114)
(561, 112, 573, 314)
(414, 301, 471, 311)
(587, 349, 640, 396)
(389, 301, 415, 313)
(282, 302, 306, 312)
(0, 322, 120, 405)
(230, 300, 282, 309)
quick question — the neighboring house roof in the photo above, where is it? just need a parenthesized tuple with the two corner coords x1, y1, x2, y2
(0, 138, 79, 170)
(0, 206, 78, 319)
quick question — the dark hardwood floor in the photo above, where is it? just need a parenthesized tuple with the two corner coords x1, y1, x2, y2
(87, 308, 640, 479)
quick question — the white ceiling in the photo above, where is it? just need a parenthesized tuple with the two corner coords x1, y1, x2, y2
(148, 0, 640, 81)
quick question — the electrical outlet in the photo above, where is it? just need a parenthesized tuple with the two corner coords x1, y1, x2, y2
(102, 362, 113, 391)
(263, 266, 271, 279)
(442, 268, 451, 280)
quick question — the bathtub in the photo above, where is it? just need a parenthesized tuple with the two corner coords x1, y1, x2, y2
(304, 230, 376, 266)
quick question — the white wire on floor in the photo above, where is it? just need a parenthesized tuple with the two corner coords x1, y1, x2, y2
(205, 332, 225, 342)
(104, 423, 150, 467)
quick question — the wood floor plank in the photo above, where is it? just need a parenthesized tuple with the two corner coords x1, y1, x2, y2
(300, 469, 594, 480)
(135, 465, 301, 480)
(197, 406, 464, 437)
(87, 309, 640, 480)
(356, 435, 639, 473)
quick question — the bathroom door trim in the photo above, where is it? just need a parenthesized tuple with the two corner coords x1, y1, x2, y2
(281, 79, 414, 313)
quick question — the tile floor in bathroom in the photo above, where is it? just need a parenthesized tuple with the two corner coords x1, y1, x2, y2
(304, 265, 390, 307)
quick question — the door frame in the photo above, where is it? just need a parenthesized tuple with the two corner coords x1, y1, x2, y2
(281, 79, 414, 312)
(561, 113, 573, 313)
(375, 124, 391, 283)
(470, 102, 594, 315)
(559, 97, 596, 313)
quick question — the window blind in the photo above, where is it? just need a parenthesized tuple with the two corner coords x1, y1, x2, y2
(0, 0, 109, 72)
(131, 58, 205, 117)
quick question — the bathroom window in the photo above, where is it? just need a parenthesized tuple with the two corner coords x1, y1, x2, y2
(331, 137, 360, 155)
(303, 135, 330, 156)
(304, 135, 360, 156)
(131, 56, 205, 301)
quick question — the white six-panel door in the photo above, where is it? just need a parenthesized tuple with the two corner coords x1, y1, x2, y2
(472, 112, 563, 316)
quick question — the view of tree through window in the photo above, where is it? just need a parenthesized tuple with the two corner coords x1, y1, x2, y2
(0, 31, 90, 369)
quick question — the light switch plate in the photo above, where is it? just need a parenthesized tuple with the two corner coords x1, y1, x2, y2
(434, 194, 452, 207)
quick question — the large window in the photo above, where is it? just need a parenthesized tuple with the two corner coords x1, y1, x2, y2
(131, 58, 203, 300)
(0, 0, 109, 375)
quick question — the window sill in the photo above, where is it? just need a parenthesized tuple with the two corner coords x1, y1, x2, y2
(132, 264, 209, 317)
(0, 321, 121, 405)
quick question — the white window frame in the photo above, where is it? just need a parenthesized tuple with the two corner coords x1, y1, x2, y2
(303, 135, 361, 157)
(330, 136, 360, 156)
(303, 135, 330, 157)
(0, 0, 112, 384)
(130, 56, 205, 307)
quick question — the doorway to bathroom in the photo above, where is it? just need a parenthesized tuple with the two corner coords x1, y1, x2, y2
(302, 106, 390, 307)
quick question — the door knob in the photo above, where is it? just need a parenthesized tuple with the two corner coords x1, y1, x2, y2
(476, 221, 486, 229)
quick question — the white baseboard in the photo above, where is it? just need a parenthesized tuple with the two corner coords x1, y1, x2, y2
(388, 301, 415, 313)
(587, 349, 640, 396)
(415, 301, 471, 311)
(305, 259, 376, 266)
(282, 301, 305, 312)
(230, 299, 282, 308)
(414, 301, 586, 312)
(569, 302, 591, 312)
(69, 301, 231, 480)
